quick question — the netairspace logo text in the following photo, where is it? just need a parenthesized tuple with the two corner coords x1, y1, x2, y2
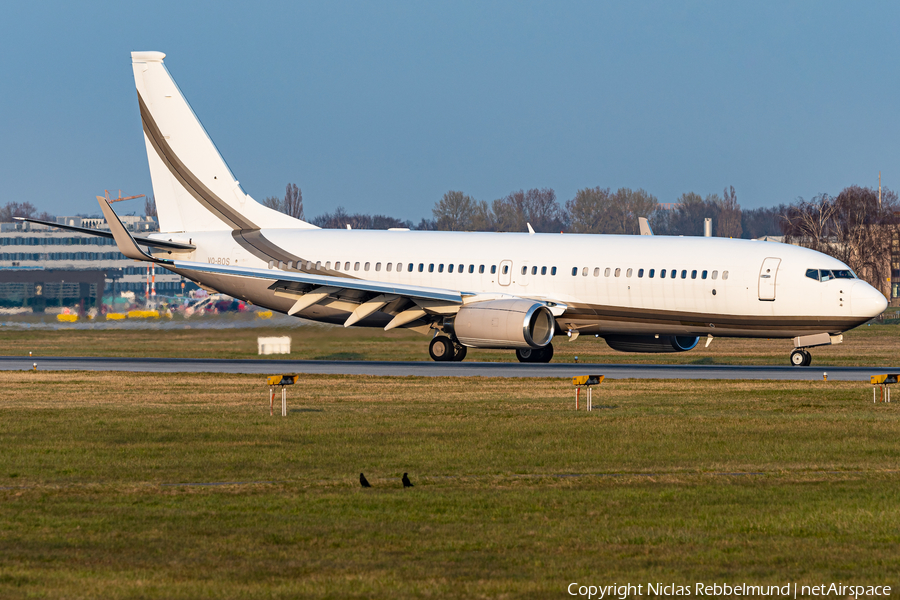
(567, 582, 891, 599)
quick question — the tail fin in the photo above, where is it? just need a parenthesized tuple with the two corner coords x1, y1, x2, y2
(131, 51, 317, 233)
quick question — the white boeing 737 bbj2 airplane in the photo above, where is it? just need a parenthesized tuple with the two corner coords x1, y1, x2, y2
(23, 51, 889, 366)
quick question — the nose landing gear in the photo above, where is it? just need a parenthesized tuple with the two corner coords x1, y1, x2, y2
(790, 349, 812, 367)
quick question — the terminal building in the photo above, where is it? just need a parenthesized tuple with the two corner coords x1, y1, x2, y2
(0, 215, 192, 311)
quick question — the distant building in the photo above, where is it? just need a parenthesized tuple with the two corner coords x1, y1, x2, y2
(0, 216, 193, 310)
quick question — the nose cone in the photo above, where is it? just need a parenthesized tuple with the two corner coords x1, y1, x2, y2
(850, 281, 888, 318)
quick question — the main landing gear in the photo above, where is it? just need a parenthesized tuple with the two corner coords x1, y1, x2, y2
(790, 349, 812, 367)
(515, 343, 554, 363)
(429, 336, 467, 362)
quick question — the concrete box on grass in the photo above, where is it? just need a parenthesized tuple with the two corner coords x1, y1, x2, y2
(258, 336, 291, 355)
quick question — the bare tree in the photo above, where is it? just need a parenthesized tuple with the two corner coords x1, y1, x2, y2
(0, 202, 37, 222)
(565, 187, 613, 233)
(717, 186, 742, 238)
(283, 183, 304, 219)
(262, 196, 282, 210)
(609, 188, 658, 235)
(144, 195, 157, 218)
(433, 190, 475, 231)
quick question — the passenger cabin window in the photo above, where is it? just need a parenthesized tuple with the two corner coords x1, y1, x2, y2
(458, 264, 463, 272)
(615, 268, 621, 277)
(428, 264, 434, 273)
(711, 270, 717, 279)
(638, 268, 644, 278)
(604, 268, 610, 277)
(722, 271, 729, 280)
(571, 267, 577, 276)
(551, 267, 557, 275)
(316, 261, 322, 270)
(660, 269, 666, 279)
(701, 270, 707, 279)
(491, 265, 497, 274)
(439, 264, 444, 273)
(375, 262, 381, 271)
(626, 268, 632, 277)
(691, 270, 697, 279)
(593, 267, 600, 277)
(325, 261, 331, 270)
(531, 266, 537, 275)
(649, 269, 654, 278)
(408, 263, 414, 272)
(363, 262, 369, 271)
(469, 265, 475, 274)
(521, 266, 527, 275)
(479, 265, 485, 274)
(345, 262, 350, 270)
(386, 263, 392, 272)
(582, 267, 588, 276)
(681, 270, 687, 279)
(449, 264, 454, 273)
(333, 261, 340, 270)
(502, 265, 509, 275)
(541, 266, 547, 275)
(418, 263, 424, 272)
(396, 263, 402, 272)
(355, 262, 361, 271)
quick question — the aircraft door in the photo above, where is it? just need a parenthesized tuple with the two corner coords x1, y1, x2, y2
(758, 257, 781, 301)
(499, 260, 512, 286)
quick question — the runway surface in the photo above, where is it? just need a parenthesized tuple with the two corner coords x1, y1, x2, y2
(0, 356, 894, 380)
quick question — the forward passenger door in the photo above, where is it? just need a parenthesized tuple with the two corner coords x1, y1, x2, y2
(758, 257, 781, 301)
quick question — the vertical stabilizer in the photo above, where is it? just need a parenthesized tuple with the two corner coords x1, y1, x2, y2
(131, 51, 316, 233)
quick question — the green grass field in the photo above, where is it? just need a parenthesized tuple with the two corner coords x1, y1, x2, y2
(1, 372, 899, 598)
(2, 317, 900, 365)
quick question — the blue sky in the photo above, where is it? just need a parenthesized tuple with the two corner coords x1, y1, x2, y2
(1, 1, 898, 222)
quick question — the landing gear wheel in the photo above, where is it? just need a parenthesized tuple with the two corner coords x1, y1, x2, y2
(515, 343, 554, 364)
(451, 345, 467, 362)
(429, 336, 455, 361)
(535, 343, 554, 363)
(790, 349, 812, 367)
(516, 348, 535, 363)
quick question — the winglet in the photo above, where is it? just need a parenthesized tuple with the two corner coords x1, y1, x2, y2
(97, 196, 165, 263)
(638, 217, 654, 236)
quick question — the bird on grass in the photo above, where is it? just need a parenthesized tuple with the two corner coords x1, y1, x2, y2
(402, 473, 414, 488)
(359, 473, 371, 488)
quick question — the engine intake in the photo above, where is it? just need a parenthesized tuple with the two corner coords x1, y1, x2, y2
(603, 334, 700, 353)
(449, 299, 555, 349)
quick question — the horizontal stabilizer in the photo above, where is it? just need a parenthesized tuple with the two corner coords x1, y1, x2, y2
(13, 217, 195, 251)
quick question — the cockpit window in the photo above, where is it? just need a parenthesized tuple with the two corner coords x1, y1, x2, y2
(807, 268, 856, 282)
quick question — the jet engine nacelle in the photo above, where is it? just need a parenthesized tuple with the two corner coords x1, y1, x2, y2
(603, 334, 700, 353)
(448, 299, 555, 349)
